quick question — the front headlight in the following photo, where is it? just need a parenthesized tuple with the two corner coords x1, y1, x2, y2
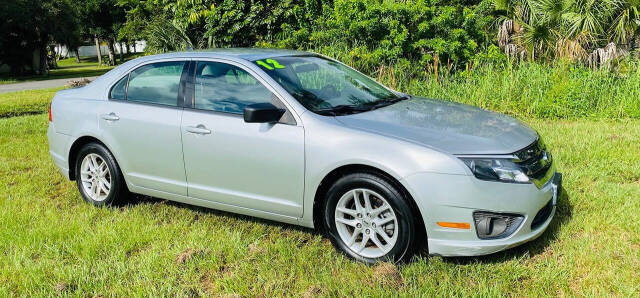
(460, 158, 530, 184)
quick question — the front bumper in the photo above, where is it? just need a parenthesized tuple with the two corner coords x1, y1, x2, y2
(402, 169, 562, 257)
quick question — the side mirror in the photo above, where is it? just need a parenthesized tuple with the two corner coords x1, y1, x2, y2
(243, 103, 286, 123)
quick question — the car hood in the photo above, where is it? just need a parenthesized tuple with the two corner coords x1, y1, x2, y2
(334, 97, 538, 155)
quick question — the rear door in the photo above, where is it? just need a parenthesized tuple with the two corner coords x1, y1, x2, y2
(181, 60, 304, 217)
(99, 60, 189, 196)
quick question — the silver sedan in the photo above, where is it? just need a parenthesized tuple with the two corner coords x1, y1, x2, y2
(47, 49, 561, 263)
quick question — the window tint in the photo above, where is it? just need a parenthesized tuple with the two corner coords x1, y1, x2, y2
(110, 75, 128, 100)
(195, 62, 273, 114)
(126, 61, 185, 106)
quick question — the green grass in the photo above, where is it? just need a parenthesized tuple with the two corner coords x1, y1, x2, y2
(0, 91, 638, 295)
(0, 54, 143, 85)
(375, 61, 640, 119)
(0, 87, 63, 118)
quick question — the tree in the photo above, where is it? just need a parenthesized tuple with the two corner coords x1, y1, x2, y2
(492, 0, 640, 67)
(117, 0, 326, 53)
(610, 0, 640, 46)
(52, 0, 84, 64)
(0, 0, 81, 74)
(78, 0, 126, 66)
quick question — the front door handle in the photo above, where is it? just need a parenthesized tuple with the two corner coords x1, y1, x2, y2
(101, 112, 120, 121)
(185, 124, 211, 135)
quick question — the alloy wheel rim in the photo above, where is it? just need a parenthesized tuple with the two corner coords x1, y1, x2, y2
(80, 153, 111, 202)
(334, 188, 398, 258)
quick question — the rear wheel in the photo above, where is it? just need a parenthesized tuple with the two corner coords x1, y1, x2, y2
(323, 172, 418, 264)
(75, 143, 127, 206)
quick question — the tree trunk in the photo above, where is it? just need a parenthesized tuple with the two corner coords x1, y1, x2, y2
(74, 48, 80, 63)
(119, 41, 125, 63)
(39, 45, 48, 75)
(50, 45, 58, 69)
(94, 36, 102, 65)
(106, 38, 116, 66)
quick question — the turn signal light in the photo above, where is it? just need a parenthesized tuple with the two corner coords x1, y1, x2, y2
(437, 222, 470, 229)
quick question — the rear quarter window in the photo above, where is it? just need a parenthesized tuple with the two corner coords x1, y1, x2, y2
(125, 61, 186, 106)
(109, 75, 128, 100)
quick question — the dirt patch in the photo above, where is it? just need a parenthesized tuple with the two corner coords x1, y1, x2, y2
(301, 285, 323, 298)
(53, 282, 67, 292)
(126, 243, 151, 258)
(176, 248, 196, 265)
(200, 272, 217, 293)
(531, 246, 555, 261)
(219, 263, 234, 279)
(248, 241, 264, 255)
(373, 262, 404, 289)
(53, 282, 77, 293)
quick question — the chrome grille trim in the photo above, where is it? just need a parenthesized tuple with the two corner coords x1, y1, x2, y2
(513, 138, 554, 188)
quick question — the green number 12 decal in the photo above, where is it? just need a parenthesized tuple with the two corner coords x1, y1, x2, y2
(256, 59, 286, 70)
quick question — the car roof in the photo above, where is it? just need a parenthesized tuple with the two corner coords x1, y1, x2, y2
(84, 48, 320, 101)
(136, 48, 315, 62)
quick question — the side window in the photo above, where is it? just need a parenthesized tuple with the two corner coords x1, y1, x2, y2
(126, 61, 185, 106)
(195, 62, 273, 114)
(109, 75, 128, 100)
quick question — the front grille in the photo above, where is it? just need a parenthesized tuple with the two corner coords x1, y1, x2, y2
(514, 138, 553, 181)
(531, 199, 553, 230)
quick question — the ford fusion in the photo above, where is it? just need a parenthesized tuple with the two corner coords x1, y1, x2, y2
(47, 49, 561, 263)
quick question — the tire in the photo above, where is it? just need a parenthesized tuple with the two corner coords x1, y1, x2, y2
(75, 142, 128, 206)
(322, 172, 418, 264)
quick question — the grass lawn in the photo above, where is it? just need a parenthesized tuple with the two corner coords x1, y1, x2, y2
(0, 87, 63, 118)
(0, 92, 638, 296)
(0, 54, 142, 85)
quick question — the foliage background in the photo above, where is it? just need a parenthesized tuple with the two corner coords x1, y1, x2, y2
(2, 0, 640, 119)
(132, 0, 497, 73)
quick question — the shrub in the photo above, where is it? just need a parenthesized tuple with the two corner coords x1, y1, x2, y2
(271, 0, 494, 73)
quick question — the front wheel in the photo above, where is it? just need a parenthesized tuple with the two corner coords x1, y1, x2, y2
(323, 173, 419, 264)
(75, 142, 127, 206)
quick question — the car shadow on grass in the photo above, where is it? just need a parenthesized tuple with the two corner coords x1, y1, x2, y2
(430, 188, 574, 265)
(119, 188, 572, 265)
(123, 194, 318, 235)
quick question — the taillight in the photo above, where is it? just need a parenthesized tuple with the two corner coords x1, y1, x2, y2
(49, 104, 52, 122)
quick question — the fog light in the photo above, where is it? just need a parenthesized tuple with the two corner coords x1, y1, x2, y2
(473, 212, 524, 239)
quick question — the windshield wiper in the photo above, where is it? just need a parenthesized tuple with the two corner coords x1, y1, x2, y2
(314, 104, 371, 116)
(314, 95, 411, 116)
(365, 94, 411, 110)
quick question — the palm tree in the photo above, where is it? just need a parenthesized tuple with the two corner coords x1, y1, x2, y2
(492, 0, 640, 67)
(609, 0, 640, 46)
(494, 0, 560, 60)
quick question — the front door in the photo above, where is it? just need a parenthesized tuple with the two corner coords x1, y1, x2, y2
(181, 61, 304, 217)
(99, 60, 188, 195)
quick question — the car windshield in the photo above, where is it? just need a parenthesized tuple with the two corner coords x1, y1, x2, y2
(252, 56, 407, 115)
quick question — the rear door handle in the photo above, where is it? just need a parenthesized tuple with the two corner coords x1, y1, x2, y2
(101, 112, 120, 121)
(185, 124, 211, 135)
